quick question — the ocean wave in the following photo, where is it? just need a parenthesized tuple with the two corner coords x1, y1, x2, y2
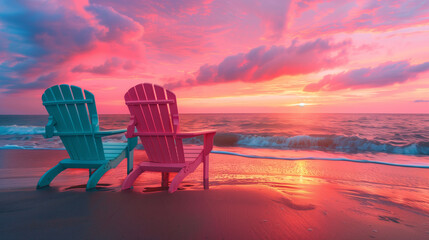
(0, 125, 44, 135)
(0, 144, 65, 150)
(1, 125, 428, 156)
(208, 133, 429, 155)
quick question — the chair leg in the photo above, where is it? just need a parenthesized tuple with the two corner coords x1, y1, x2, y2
(169, 168, 192, 193)
(162, 172, 170, 188)
(86, 165, 110, 190)
(127, 149, 134, 174)
(37, 164, 66, 189)
(203, 155, 209, 190)
(121, 166, 144, 190)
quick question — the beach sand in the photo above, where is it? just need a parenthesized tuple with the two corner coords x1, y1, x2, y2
(1, 149, 429, 239)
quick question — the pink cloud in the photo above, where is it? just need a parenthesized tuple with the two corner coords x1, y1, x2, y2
(91, 0, 217, 58)
(291, 0, 429, 37)
(1, 0, 428, 114)
(303, 61, 429, 92)
(72, 57, 121, 74)
(92, 0, 291, 58)
(165, 38, 351, 89)
(236, 0, 291, 40)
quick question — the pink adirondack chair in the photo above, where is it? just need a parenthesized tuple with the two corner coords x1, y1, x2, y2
(121, 83, 216, 193)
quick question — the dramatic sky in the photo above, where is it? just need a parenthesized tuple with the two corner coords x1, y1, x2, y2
(0, 0, 428, 114)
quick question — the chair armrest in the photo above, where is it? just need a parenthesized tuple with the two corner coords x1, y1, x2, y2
(203, 131, 216, 155)
(44, 116, 56, 138)
(177, 130, 216, 155)
(126, 127, 216, 155)
(43, 115, 127, 138)
(94, 129, 127, 137)
(126, 115, 137, 138)
(127, 136, 138, 150)
(175, 130, 217, 138)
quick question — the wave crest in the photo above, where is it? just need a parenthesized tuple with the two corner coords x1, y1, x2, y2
(0, 125, 45, 135)
(1, 125, 428, 156)
(211, 133, 429, 155)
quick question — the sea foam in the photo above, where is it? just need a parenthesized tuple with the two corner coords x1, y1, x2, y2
(211, 150, 429, 169)
(208, 133, 429, 155)
(1, 125, 428, 156)
(0, 125, 44, 135)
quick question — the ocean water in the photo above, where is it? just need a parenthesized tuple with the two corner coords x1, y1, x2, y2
(1, 114, 429, 167)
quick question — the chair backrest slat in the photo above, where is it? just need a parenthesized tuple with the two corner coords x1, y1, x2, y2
(70, 86, 101, 160)
(143, 84, 172, 163)
(59, 85, 91, 160)
(84, 89, 105, 160)
(125, 83, 185, 163)
(135, 84, 164, 162)
(42, 85, 105, 160)
(125, 86, 157, 162)
(155, 85, 179, 163)
(166, 89, 184, 160)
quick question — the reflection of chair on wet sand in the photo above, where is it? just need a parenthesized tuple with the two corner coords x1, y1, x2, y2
(121, 83, 216, 193)
(37, 84, 137, 190)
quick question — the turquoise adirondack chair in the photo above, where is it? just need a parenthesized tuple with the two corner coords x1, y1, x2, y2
(121, 83, 216, 193)
(37, 84, 137, 190)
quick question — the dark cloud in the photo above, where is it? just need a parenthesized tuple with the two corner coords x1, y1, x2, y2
(0, 0, 97, 91)
(5, 72, 60, 93)
(85, 4, 143, 43)
(72, 58, 122, 75)
(0, 0, 143, 93)
(164, 38, 351, 89)
(303, 61, 429, 92)
(414, 100, 429, 103)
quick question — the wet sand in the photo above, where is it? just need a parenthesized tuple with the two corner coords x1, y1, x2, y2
(1, 149, 429, 239)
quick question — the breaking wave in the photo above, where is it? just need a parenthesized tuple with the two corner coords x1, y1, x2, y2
(206, 133, 429, 155)
(1, 125, 428, 156)
(0, 125, 44, 135)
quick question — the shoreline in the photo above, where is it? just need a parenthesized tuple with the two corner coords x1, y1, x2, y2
(2, 148, 429, 191)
